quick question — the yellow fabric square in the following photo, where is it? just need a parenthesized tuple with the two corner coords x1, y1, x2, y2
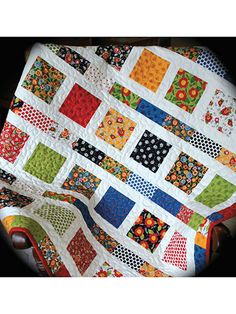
(96, 107, 136, 150)
(129, 48, 170, 92)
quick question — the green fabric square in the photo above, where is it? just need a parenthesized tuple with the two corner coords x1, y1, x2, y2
(195, 175, 236, 208)
(187, 212, 204, 231)
(24, 143, 66, 183)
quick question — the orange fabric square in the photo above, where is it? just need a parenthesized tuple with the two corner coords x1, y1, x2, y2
(96, 108, 136, 150)
(129, 49, 170, 92)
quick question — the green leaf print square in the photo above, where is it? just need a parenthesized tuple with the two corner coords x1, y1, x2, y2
(165, 68, 207, 113)
(195, 175, 236, 208)
(24, 143, 66, 183)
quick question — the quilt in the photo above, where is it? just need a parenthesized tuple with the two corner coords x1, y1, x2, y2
(0, 43, 236, 277)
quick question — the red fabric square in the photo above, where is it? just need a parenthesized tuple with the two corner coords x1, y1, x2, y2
(0, 122, 29, 163)
(176, 205, 194, 224)
(59, 84, 102, 127)
(67, 228, 96, 275)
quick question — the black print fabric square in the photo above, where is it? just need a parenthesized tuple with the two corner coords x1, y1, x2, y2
(0, 168, 16, 185)
(57, 46, 90, 75)
(130, 130, 172, 173)
(72, 138, 106, 165)
(95, 45, 133, 71)
(189, 131, 221, 158)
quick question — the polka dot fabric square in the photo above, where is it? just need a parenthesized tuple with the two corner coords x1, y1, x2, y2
(67, 228, 97, 275)
(94, 187, 135, 228)
(23, 143, 66, 183)
(0, 122, 29, 163)
(96, 108, 136, 150)
(127, 209, 170, 253)
(62, 164, 101, 199)
(22, 56, 66, 104)
(34, 204, 76, 237)
(165, 68, 207, 113)
(130, 130, 172, 173)
(59, 84, 102, 128)
(130, 48, 170, 92)
(165, 152, 208, 195)
(195, 175, 236, 208)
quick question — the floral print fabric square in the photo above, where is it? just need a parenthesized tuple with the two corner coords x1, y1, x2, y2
(165, 68, 207, 113)
(96, 108, 136, 150)
(93, 262, 123, 277)
(38, 235, 63, 274)
(0, 187, 33, 209)
(99, 156, 131, 182)
(195, 175, 236, 208)
(95, 45, 132, 71)
(0, 122, 29, 163)
(23, 143, 66, 183)
(202, 89, 236, 136)
(57, 46, 90, 75)
(130, 130, 172, 173)
(127, 209, 170, 253)
(59, 83, 102, 128)
(162, 115, 194, 142)
(62, 164, 101, 199)
(94, 187, 135, 228)
(216, 148, 236, 172)
(22, 56, 66, 104)
(165, 152, 208, 195)
(130, 48, 170, 92)
(109, 82, 142, 109)
(67, 228, 96, 275)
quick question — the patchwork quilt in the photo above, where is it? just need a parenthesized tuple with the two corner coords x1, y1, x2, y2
(0, 43, 236, 277)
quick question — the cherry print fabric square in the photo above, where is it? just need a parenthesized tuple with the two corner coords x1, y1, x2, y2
(0, 122, 29, 163)
(23, 143, 66, 183)
(127, 209, 170, 253)
(130, 48, 170, 93)
(165, 68, 207, 113)
(62, 164, 101, 199)
(95, 45, 133, 71)
(96, 108, 136, 150)
(22, 56, 66, 104)
(130, 130, 172, 173)
(202, 89, 236, 136)
(59, 83, 102, 128)
(67, 228, 97, 275)
(165, 152, 208, 195)
(94, 187, 135, 228)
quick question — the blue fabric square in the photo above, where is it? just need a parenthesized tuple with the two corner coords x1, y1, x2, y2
(127, 173, 157, 199)
(207, 212, 224, 222)
(136, 99, 167, 126)
(74, 198, 95, 229)
(94, 187, 135, 228)
(194, 244, 206, 274)
(151, 189, 182, 216)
